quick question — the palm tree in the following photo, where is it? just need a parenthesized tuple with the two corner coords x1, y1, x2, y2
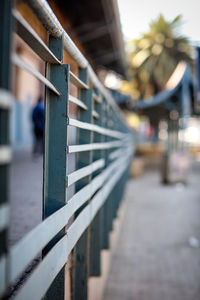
(123, 14, 193, 99)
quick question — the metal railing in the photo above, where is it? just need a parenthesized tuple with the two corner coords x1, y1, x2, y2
(0, 1, 133, 299)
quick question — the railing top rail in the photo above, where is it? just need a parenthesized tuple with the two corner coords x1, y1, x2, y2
(25, 0, 122, 114)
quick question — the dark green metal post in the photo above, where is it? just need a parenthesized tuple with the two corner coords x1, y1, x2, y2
(106, 109, 116, 234)
(109, 109, 116, 232)
(89, 90, 103, 276)
(102, 103, 110, 249)
(43, 34, 69, 300)
(73, 68, 93, 300)
(0, 0, 12, 297)
(112, 114, 120, 220)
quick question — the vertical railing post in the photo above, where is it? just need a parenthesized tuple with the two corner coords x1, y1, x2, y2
(43, 34, 69, 299)
(118, 122, 128, 209)
(89, 91, 103, 276)
(112, 114, 121, 219)
(73, 68, 93, 300)
(0, 0, 12, 297)
(110, 109, 118, 231)
(107, 109, 114, 233)
(102, 102, 111, 249)
(107, 109, 117, 233)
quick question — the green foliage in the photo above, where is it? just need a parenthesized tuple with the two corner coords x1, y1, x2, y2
(124, 14, 193, 99)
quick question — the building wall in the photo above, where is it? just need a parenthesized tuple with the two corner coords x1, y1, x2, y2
(12, 0, 85, 150)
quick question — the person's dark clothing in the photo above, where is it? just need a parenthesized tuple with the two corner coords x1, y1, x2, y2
(32, 100, 45, 154)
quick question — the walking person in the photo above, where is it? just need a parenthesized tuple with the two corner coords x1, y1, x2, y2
(32, 96, 45, 156)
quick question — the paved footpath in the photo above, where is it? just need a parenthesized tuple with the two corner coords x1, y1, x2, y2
(104, 161, 200, 300)
(10, 151, 43, 245)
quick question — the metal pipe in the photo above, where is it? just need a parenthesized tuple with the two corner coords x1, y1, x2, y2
(25, 0, 121, 112)
(25, 0, 88, 68)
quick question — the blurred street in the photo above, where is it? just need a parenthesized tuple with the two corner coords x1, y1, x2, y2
(9, 151, 43, 245)
(104, 160, 200, 300)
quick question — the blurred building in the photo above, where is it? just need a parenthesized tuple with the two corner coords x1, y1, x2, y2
(12, 0, 127, 150)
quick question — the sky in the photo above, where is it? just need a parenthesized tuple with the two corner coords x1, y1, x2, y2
(117, 0, 200, 44)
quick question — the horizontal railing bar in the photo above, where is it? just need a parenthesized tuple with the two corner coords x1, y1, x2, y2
(66, 158, 104, 187)
(12, 54, 60, 96)
(67, 154, 130, 241)
(0, 146, 12, 165)
(0, 89, 12, 109)
(63, 153, 125, 227)
(67, 172, 104, 216)
(68, 117, 125, 139)
(91, 154, 131, 220)
(92, 110, 99, 119)
(13, 10, 61, 65)
(69, 71, 89, 90)
(65, 153, 128, 223)
(14, 209, 91, 300)
(109, 144, 133, 161)
(109, 148, 123, 161)
(68, 118, 94, 132)
(67, 141, 122, 153)
(9, 202, 71, 283)
(68, 94, 88, 110)
(88, 65, 121, 113)
(93, 92, 102, 103)
(0, 204, 9, 232)
(66, 153, 132, 222)
(14, 234, 69, 300)
(14, 154, 132, 300)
